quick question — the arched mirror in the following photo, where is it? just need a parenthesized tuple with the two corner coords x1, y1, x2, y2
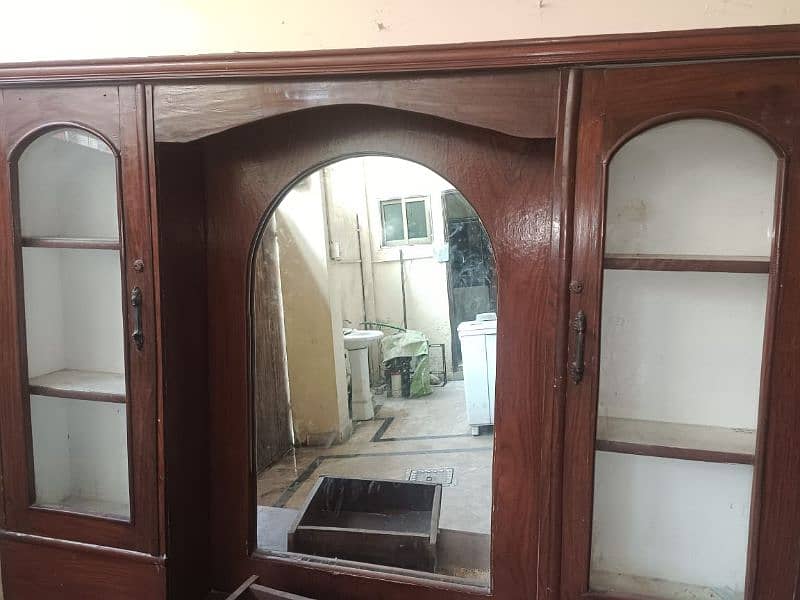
(591, 119, 779, 598)
(16, 127, 131, 520)
(251, 156, 497, 586)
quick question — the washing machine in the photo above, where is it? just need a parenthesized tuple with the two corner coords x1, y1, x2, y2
(457, 314, 497, 435)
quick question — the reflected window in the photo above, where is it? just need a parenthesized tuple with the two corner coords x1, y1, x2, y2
(252, 157, 497, 587)
(380, 195, 431, 246)
(380, 200, 405, 243)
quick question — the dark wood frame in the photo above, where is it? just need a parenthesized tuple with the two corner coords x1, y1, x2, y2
(561, 60, 800, 600)
(1, 25, 800, 83)
(198, 102, 558, 600)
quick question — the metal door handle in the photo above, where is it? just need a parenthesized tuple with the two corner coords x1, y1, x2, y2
(131, 287, 144, 351)
(568, 310, 586, 384)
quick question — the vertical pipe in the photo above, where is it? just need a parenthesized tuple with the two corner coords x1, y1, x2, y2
(400, 249, 407, 329)
(356, 214, 368, 327)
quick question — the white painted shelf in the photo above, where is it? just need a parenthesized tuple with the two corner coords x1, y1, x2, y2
(36, 495, 130, 520)
(29, 369, 126, 403)
(596, 416, 756, 465)
(590, 569, 744, 599)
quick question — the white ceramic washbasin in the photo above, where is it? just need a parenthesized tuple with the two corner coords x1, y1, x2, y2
(343, 329, 383, 351)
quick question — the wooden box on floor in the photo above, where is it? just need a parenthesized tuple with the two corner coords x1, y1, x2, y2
(287, 476, 442, 572)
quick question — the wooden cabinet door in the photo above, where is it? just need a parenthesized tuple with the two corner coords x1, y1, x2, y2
(0, 85, 159, 553)
(561, 61, 800, 600)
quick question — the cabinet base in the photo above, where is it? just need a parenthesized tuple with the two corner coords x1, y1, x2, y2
(0, 533, 166, 600)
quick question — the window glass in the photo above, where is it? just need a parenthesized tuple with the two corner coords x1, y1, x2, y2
(381, 201, 404, 243)
(405, 198, 429, 239)
(17, 127, 131, 520)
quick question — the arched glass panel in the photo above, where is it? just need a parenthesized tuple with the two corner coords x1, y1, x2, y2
(252, 156, 497, 586)
(591, 119, 779, 598)
(17, 127, 130, 520)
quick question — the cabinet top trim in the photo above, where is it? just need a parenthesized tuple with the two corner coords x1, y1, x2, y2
(0, 24, 799, 85)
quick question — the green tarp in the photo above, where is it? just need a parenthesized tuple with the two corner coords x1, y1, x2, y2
(380, 330, 432, 398)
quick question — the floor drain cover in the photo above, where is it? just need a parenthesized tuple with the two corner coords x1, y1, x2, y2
(408, 468, 455, 486)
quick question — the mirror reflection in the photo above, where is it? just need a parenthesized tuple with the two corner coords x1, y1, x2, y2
(252, 156, 497, 585)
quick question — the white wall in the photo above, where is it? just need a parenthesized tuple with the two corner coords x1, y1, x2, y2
(31, 396, 130, 515)
(323, 161, 369, 329)
(1, 1, 797, 62)
(599, 270, 768, 430)
(275, 173, 351, 444)
(19, 132, 119, 240)
(600, 119, 777, 430)
(592, 453, 752, 593)
(606, 120, 777, 257)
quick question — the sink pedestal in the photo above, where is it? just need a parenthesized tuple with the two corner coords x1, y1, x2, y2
(349, 347, 374, 421)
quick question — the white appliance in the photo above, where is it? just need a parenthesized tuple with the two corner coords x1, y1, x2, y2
(457, 315, 497, 435)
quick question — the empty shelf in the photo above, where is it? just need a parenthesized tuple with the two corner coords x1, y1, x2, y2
(604, 254, 770, 273)
(588, 569, 743, 600)
(596, 416, 755, 464)
(29, 369, 126, 403)
(22, 236, 120, 250)
(35, 496, 130, 521)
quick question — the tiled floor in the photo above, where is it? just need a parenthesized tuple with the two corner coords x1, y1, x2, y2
(257, 381, 494, 534)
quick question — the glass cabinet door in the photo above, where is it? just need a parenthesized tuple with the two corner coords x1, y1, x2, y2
(589, 119, 778, 599)
(17, 127, 131, 520)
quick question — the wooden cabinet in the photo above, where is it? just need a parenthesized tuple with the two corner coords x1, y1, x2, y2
(562, 60, 800, 600)
(0, 85, 163, 595)
(0, 27, 799, 600)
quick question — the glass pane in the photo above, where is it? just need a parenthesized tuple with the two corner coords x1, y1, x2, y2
(17, 129, 130, 520)
(405, 199, 429, 239)
(19, 128, 119, 241)
(592, 453, 752, 598)
(606, 119, 775, 257)
(30, 396, 130, 519)
(599, 270, 767, 428)
(591, 119, 778, 599)
(252, 157, 497, 587)
(381, 201, 404, 243)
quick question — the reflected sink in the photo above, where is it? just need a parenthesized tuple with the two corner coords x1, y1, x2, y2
(343, 329, 383, 351)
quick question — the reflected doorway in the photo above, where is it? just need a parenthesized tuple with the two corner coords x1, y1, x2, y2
(442, 189, 497, 373)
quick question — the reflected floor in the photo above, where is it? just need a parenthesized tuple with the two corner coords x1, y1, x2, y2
(256, 381, 493, 583)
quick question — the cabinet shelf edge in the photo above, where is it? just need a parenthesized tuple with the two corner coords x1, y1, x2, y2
(21, 236, 121, 250)
(596, 440, 754, 465)
(603, 254, 770, 273)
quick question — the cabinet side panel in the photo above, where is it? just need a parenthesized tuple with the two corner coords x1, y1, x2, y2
(0, 538, 166, 600)
(155, 141, 211, 600)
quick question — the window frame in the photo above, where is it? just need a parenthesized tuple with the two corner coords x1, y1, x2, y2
(379, 195, 433, 246)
